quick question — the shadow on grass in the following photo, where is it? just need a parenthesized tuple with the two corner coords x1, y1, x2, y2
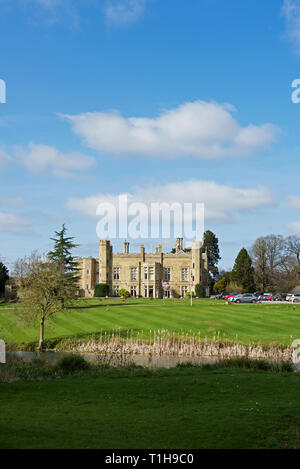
(68, 302, 144, 310)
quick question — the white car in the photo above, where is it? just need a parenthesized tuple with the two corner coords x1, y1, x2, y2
(286, 293, 294, 302)
(290, 294, 300, 303)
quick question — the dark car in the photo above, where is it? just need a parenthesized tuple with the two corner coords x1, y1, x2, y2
(232, 294, 258, 304)
(273, 294, 286, 301)
(215, 291, 231, 300)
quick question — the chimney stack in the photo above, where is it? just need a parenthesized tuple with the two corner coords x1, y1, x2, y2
(124, 241, 130, 254)
(176, 238, 183, 253)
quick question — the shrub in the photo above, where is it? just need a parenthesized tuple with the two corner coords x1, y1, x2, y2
(195, 284, 205, 298)
(213, 276, 228, 294)
(176, 361, 201, 368)
(94, 284, 109, 298)
(55, 354, 90, 374)
(118, 289, 130, 300)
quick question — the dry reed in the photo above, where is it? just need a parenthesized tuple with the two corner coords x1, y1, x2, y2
(58, 328, 292, 361)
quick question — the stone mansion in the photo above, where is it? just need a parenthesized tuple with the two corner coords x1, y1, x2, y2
(77, 238, 209, 299)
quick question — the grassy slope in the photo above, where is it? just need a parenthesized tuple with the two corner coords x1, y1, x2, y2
(1, 367, 300, 449)
(1, 299, 300, 347)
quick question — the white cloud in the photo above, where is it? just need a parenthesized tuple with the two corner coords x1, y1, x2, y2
(34, 0, 60, 7)
(64, 101, 278, 159)
(288, 195, 300, 209)
(287, 219, 300, 234)
(15, 143, 96, 178)
(288, 221, 300, 232)
(66, 180, 275, 224)
(105, 0, 146, 25)
(282, 0, 300, 52)
(283, 193, 300, 231)
(0, 148, 11, 169)
(0, 196, 23, 207)
(1, 0, 145, 26)
(287, 195, 300, 232)
(0, 212, 30, 234)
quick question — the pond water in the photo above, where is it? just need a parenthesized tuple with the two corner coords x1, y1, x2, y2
(7, 351, 218, 368)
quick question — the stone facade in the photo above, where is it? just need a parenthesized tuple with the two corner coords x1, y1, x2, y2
(76, 238, 209, 299)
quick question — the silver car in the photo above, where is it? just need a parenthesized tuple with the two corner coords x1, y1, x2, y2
(232, 294, 258, 304)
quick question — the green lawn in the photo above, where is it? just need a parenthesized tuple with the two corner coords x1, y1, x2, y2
(1, 298, 299, 347)
(1, 367, 300, 449)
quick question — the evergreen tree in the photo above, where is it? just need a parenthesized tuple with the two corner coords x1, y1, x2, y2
(195, 283, 205, 298)
(48, 224, 78, 272)
(231, 248, 256, 293)
(48, 225, 79, 304)
(0, 261, 9, 296)
(94, 284, 109, 298)
(202, 230, 221, 292)
(202, 230, 221, 278)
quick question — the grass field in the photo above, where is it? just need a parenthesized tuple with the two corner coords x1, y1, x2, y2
(1, 366, 300, 449)
(0, 298, 299, 348)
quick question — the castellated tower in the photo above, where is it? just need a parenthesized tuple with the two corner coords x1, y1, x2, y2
(99, 240, 112, 286)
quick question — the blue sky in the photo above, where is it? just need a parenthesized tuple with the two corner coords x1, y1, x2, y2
(1, 0, 300, 270)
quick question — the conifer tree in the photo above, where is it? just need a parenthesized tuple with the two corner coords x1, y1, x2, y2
(231, 248, 256, 293)
(203, 230, 221, 278)
(48, 224, 79, 304)
(0, 261, 9, 296)
(48, 224, 78, 271)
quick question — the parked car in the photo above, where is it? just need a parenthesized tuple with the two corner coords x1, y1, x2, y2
(290, 294, 300, 303)
(232, 294, 258, 304)
(220, 291, 232, 299)
(258, 293, 274, 301)
(215, 291, 232, 300)
(286, 293, 293, 302)
(224, 292, 241, 300)
(273, 294, 286, 301)
(228, 293, 242, 302)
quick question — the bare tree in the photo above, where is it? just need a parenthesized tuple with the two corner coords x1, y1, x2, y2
(286, 235, 300, 274)
(265, 235, 285, 272)
(15, 253, 76, 350)
(251, 235, 297, 292)
(251, 237, 269, 291)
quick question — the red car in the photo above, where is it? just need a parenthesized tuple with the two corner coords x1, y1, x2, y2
(259, 294, 274, 301)
(265, 295, 275, 301)
(224, 292, 241, 300)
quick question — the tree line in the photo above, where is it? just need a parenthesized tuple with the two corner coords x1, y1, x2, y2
(213, 235, 300, 294)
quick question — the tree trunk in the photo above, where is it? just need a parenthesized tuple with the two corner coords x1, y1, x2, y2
(38, 318, 45, 350)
